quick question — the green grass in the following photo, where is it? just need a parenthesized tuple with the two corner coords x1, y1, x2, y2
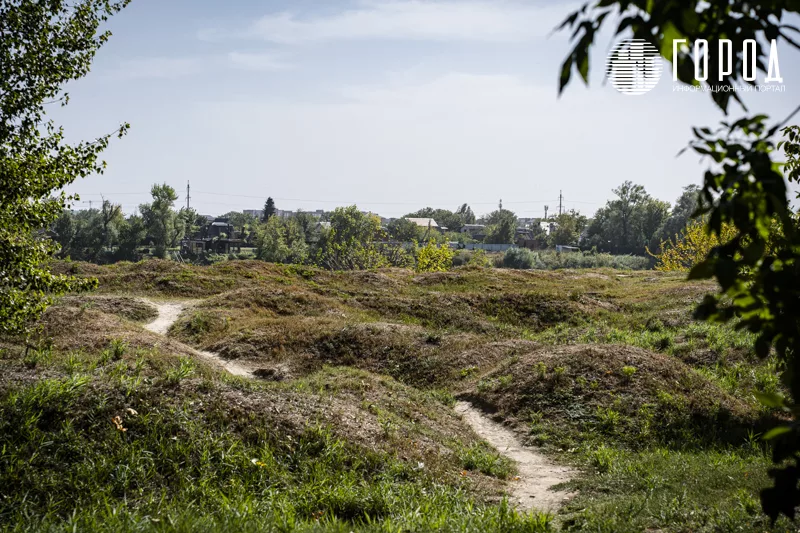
(0, 360, 549, 533)
(560, 445, 792, 532)
(6, 261, 790, 532)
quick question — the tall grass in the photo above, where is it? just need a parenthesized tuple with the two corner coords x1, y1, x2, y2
(0, 359, 550, 532)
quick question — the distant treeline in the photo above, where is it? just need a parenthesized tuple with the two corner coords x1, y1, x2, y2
(51, 181, 701, 269)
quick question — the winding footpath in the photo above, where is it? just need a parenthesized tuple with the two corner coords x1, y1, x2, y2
(141, 299, 574, 511)
(142, 300, 251, 378)
(455, 401, 575, 512)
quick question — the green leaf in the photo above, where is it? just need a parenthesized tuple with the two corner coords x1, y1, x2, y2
(660, 21, 683, 62)
(763, 426, 791, 440)
(755, 391, 786, 409)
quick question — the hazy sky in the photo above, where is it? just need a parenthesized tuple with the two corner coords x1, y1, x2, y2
(54, 0, 800, 219)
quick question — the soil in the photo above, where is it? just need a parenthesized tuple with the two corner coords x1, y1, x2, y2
(142, 300, 252, 378)
(454, 401, 574, 512)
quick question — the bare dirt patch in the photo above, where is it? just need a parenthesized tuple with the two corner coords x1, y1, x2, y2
(142, 300, 252, 377)
(455, 401, 574, 511)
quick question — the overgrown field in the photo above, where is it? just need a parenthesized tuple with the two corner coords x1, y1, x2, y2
(0, 260, 790, 531)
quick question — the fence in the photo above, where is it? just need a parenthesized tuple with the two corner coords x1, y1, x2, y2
(449, 243, 516, 252)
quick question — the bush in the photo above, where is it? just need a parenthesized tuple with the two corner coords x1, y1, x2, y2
(467, 249, 492, 268)
(502, 248, 537, 269)
(501, 249, 649, 270)
(415, 241, 454, 272)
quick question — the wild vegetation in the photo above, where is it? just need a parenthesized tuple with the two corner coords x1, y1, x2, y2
(0, 260, 790, 531)
(3, 0, 800, 530)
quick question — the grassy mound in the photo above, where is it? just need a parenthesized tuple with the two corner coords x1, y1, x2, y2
(464, 344, 763, 450)
(57, 295, 158, 323)
(0, 304, 550, 532)
(35, 302, 194, 360)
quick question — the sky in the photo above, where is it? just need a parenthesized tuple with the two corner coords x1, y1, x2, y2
(54, 0, 800, 219)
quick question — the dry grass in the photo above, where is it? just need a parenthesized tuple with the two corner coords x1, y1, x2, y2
(463, 344, 767, 450)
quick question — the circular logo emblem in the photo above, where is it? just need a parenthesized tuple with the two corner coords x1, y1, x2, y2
(606, 39, 663, 95)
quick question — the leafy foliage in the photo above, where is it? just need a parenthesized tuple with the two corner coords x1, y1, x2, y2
(557, 0, 800, 520)
(482, 209, 518, 245)
(584, 181, 669, 255)
(651, 219, 738, 272)
(318, 206, 389, 270)
(0, 0, 129, 336)
(255, 216, 309, 264)
(415, 241, 454, 273)
(548, 210, 588, 247)
(262, 196, 276, 222)
(140, 184, 182, 259)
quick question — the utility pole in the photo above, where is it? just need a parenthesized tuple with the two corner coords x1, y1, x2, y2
(558, 191, 563, 217)
(186, 180, 191, 210)
(82, 200, 93, 209)
(544, 205, 549, 220)
(499, 198, 503, 210)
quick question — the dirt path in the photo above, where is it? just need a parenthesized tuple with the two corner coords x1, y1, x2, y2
(454, 401, 574, 512)
(143, 300, 251, 378)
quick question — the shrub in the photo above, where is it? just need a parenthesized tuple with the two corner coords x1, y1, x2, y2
(502, 248, 536, 269)
(415, 241, 454, 273)
(500, 248, 649, 270)
(651, 219, 738, 272)
(467, 249, 492, 268)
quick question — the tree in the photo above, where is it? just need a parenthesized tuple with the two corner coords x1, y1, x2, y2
(318, 206, 386, 270)
(52, 211, 76, 258)
(481, 209, 517, 244)
(99, 199, 123, 250)
(116, 214, 146, 262)
(255, 216, 290, 263)
(178, 207, 200, 240)
(651, 219, 738, 272)
(140, 183, 180, 258)
(71, 208, 105, 261)
(584, 182, 667, 255)
(415, 241, 454, 273)
(610, 181, 647, 252)
(262, 197, 276, 222)
(657, 185, 701, 244)
(221, 211, 258, 239)
(557, 0, 800, 519)
(549, 210, 588, 247)
(388, 218, 422, 242)
(456, 203, 476, 225)
(0, 0, 129, 336)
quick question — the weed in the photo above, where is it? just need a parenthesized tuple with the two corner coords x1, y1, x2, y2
(165, 358, 195, 385)
(23, 347, 51, 369)
(590, 444, 616, 473)
(109, 338, 128, 360)
(458, 442, 515, 479)
(427, 389, 456, 407)
(596, 406, 622, 432)
(459, 366, 479, 379)
(621, 365, 637, 381)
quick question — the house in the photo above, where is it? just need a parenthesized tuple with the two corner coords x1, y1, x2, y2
(405, 217, 439, 229)
(460, 224, 484, 235)
(539, 221, 557, 236)
(181, 217, 245, 255)
(515, 227, 535, 240)
(243, 209, 262, 218)
(517, 217, 535, 228)
(555, 244, 580, 253)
